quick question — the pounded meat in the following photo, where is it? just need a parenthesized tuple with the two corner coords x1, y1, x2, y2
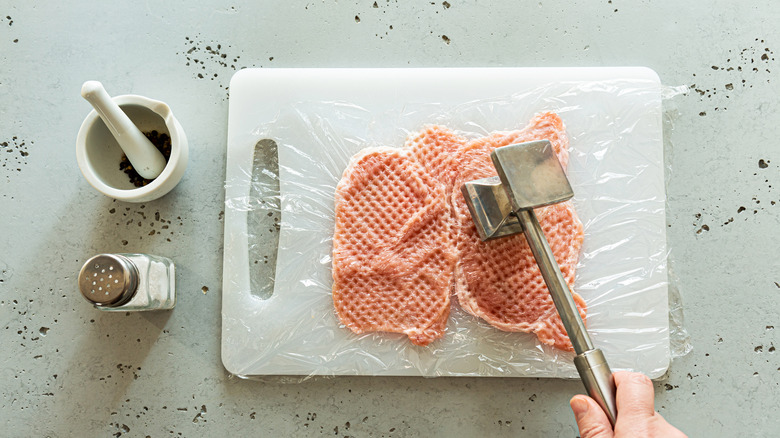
(331, 147, 457, 346)
(405, 125, 467, 192)
(450, 112, 586, 351)
(332, 112, 586, 351)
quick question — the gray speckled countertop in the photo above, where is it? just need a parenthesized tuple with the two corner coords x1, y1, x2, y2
(1, 1, 779, 436)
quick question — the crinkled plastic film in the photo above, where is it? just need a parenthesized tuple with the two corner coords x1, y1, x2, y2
(661, 93, 694, 360)
(223, 77, 690, 380)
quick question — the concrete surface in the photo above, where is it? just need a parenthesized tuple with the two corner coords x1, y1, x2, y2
(1, 1, 778, 436)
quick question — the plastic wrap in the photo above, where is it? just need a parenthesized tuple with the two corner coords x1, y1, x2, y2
(662, 95, 694, 360)
(223, 75, 689, 379)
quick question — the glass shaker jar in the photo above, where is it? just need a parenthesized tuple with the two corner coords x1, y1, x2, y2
(78, 253, 176, 311)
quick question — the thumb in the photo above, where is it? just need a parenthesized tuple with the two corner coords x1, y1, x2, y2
(570, 395, 614, 438)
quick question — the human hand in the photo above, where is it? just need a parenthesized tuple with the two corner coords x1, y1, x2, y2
(570, 371, 686, 438)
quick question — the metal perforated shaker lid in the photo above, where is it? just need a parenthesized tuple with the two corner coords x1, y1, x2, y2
(78, 254, 138, 307)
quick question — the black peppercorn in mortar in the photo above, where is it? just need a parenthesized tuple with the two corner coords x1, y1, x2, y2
(119, 130, 172, 187)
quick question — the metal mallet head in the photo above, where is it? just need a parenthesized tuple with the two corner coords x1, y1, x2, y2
(461, 140, 573, 240)
(460, 139, 618, 426)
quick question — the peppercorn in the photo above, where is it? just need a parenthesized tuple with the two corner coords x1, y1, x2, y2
(119, 130, 172, 187)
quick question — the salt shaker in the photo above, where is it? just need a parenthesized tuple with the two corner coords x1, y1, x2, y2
(78, 253, 176, 311)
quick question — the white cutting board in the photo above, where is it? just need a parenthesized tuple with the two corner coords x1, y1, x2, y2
(222, 67, 670, 378)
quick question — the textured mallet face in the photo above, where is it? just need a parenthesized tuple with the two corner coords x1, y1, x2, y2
(460, 176, 524, 241)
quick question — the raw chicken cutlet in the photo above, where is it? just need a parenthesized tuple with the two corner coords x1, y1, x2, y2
(331, 147, 457, 346)
(449, 112, 586, 351)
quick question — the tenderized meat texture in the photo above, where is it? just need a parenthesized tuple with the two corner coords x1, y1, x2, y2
(405, 125, 467, 193)
(331, 147, 457, 346)
(332, 112, 586, 350)
(449, 112, 587, 351)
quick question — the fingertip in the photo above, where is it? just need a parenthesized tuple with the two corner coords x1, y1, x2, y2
(570, 396, 613, 438)
(570, 395, 589, 420)
(617, 371, 653, 391)
(614, 371, 655, 419)
(614, 370, 651, 387)
(612, 370, 634, 384)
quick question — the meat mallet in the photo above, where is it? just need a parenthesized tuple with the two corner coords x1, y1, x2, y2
(461, 140, 618, 426)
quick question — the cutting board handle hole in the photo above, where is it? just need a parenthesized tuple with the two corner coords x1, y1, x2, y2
(248, 139, 280, 300)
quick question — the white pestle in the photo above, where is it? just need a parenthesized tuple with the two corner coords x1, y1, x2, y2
(80, 81, 167, 180)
